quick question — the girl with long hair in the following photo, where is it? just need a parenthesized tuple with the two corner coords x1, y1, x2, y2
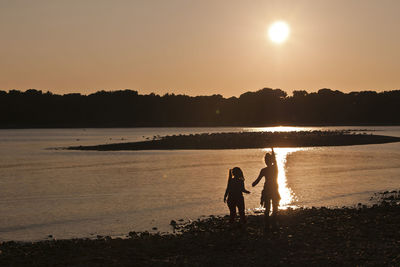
(224, 167, 250, 224)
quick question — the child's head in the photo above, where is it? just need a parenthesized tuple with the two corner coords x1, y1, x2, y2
(231, 167, 244, 179)
(264, 153, 272, 166)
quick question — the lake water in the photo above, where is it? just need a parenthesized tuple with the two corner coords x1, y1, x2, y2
(0, 126, 399, 241)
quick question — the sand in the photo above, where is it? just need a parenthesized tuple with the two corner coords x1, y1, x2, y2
(1, 191, 399, 266)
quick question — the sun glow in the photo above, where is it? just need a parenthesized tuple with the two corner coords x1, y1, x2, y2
(246, 126, 309, 133)
(268, 21, 290, 44)
(263, 147, 306, 209)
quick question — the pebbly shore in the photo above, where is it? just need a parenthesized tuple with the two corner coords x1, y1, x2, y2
(1, 191, 399, 266)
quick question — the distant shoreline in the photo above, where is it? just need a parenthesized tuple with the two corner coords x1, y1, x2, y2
(2, 88, 400, 128)
(65, 130, 400, 151)
(2, 123, 400, 130)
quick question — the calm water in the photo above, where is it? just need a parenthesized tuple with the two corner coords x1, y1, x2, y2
(0, 126, 399, 241)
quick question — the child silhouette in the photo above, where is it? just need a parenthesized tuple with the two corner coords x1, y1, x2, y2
(252, 148, 280, 231)
(224, 167, 250, 224)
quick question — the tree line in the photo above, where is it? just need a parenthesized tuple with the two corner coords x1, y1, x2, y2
(1, 88, 399, 128)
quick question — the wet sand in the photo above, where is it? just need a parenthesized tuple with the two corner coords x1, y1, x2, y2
(1, 191, 399, 266)
(66, 130, 400, 151)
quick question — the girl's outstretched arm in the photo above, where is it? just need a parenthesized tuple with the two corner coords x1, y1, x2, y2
(243, 187, 251, 194)
(240, 179, 250, 194)
(252, 169, 264, 187)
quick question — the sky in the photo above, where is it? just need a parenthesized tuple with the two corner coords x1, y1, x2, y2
(1, 0, 400, 97)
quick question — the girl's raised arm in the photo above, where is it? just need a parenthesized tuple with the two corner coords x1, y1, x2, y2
(271, 147, 277, 165)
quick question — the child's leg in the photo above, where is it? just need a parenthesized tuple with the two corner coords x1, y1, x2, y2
(264, 199, 271, 229)
(227, 198, 237, 223)
(271, 199, 279, 229)
(237, 196, 246, 223)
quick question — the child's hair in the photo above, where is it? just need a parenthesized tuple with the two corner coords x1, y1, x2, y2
(232, 167, 244, 180)
(264, 153, 273, 166)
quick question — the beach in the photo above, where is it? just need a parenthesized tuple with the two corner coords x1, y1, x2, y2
(1, 191, 399, 266)
(1, 128, 400, 265)
(1, 127, 400, 242)
(3, 0, 400, 265)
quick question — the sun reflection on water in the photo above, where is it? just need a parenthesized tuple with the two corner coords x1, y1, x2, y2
(262, 147, 307, 209)
(246, 126, 310, 133)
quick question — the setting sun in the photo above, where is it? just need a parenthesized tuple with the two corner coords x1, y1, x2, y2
(268, 21, 290, 44)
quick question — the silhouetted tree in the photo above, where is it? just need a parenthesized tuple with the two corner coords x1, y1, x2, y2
(0, 88, 399, 128)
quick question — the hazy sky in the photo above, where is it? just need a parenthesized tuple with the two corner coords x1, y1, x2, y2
(1, 0, 400, 96)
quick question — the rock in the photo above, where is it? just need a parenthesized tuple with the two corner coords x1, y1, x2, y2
(128, 231, 138, 238)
